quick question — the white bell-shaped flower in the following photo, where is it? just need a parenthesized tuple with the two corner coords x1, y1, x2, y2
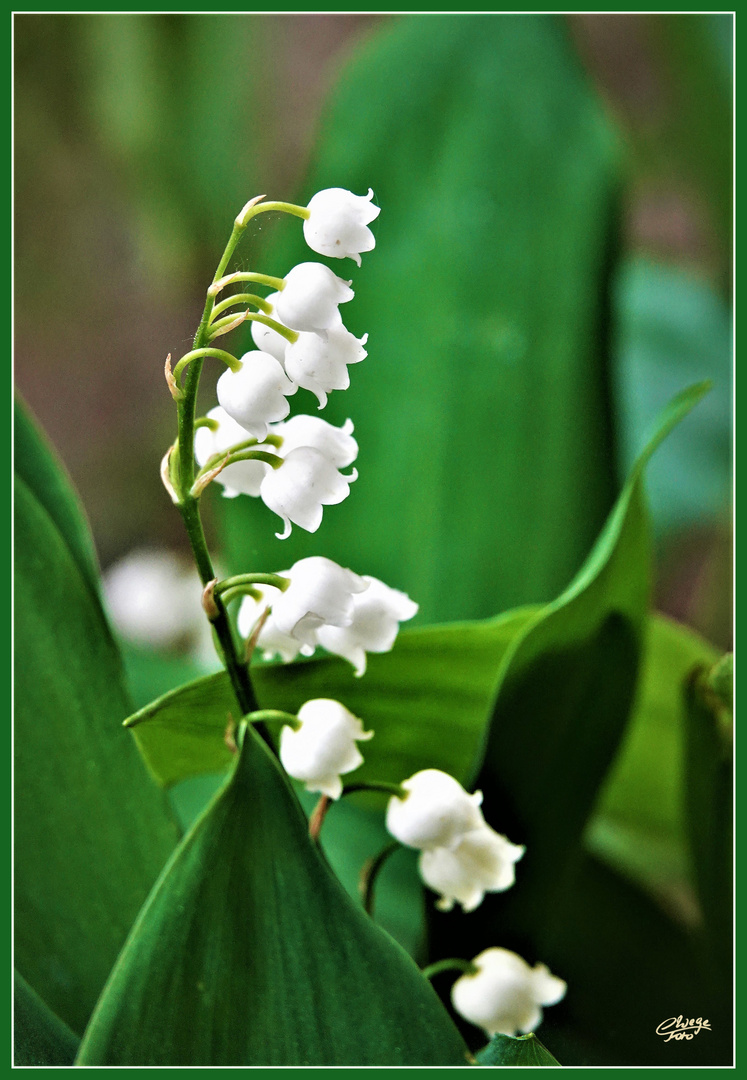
(303, 187, 380, 266)
(259, 446, 357, 539)
(102, 548, 199, 649)
(268, 556, 369, 649)
(236, 586, 314, 664)
(316, 575, 418, 676)
(284, 326, 368, 408)
(279, 698, 373, 799)
(216, 350, 297, 440)
(385, 769, 485, 852)
(451, 948, 566, 1037)
(194, 406, 270, 498)
(250, 293, 290, 364)
(418, 826, 525, 912)
(274, 262, 354, 333)
(272, 415, 358, 470)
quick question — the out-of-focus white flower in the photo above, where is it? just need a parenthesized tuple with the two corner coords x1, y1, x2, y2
(451, 948, 566, 1037)
(284, 326, 368, 408)
(194, 406, 271, 498)
(216, 350, 297, 439)
(274, 263, 354, 333)
(250, 293, 290, 363)
(303, 187, 380, 266)
(259, 446, 357, 539)
(385, 770, 485, 852)
(102, 548, 199, 648)
(419, 827, 525, 912)
(279, 698, 373, 799)
(269, 556, 369, 649)
(316, 575, 418, 676)
(272, 415, 358, 470)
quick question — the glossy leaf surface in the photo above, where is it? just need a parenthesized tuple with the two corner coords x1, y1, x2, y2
(475, 1032, 560, 1066)
(77, 728, 469, 1065)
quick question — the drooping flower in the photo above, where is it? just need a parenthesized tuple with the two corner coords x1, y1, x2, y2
(236, 583, 312, 664)
(283, 326, 368, 408)
(259, 446, 357, 539)
(216, 350, 297, 440)
(316, 575, 418, 676)
(272, 415, 358, 470)
(385, 770, 485, 852)
(451, 948, 567, 1037)
(274, 262, 354, 333)
(268, 556, 369, 649)
(418, 826, 525, 912)
(194, 406, 271, 498)
(279, 698, 373, 799)
(303, 187, 380, 266)
(250, 293, 291, 363)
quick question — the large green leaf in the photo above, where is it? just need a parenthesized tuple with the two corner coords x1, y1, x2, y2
(587, 613, 720, 910)
(124, 607, 537, 788)
(14, 395, 99, 592)
(219, 13, 620, 625)
(14, 478, 179, 1035)
(13, 971, 79, 1066)
(76, 727, 470, 1066)
(475, 1032, 560, 1066)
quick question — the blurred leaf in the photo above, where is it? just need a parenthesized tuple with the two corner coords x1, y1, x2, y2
(706, 651, 733, 711)
(76, 728, 470, 1066)
(684, 662, 733, 980)
(587, 613, 719, 911)
(473, 383, 710, 913)
(475, 1032, 560, 1066)
(13, 971, 79, 1066)
(613, 257, 732, 535)
(14, 478, 179, 1035)
(124, 608, 537, 788)
(219, 13, 620, 625)
(14, 395, 99, 592)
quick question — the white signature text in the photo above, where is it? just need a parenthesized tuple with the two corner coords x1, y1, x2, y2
(655, 1016, 712, 1042)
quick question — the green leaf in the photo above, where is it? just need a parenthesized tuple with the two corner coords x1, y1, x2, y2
(587, 614, 720, 911)
(14, 395, 99, 592)
(219, 13, 620, 625)
(14, 478, 179, 1035)
(13, 971, 79, 1066)
(124, 608, 538, 789)
(684, 661, 733, 979)
(474, 383, 711, 903)
(475, 1032, 560, 1066)
(76, 728, 470, 1066)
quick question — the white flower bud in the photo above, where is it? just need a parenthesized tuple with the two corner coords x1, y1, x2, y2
(274, 262, 354, 333)
(194, 406, 270, 498)
(268, 556, 369, 649)
(272, 415, 358, 470)
(451, 948, 566, 1037)
(418, 826, 525, 912)
(102, 548, 198, 648)
(284, 326, 368, 408)
(279, 698, 373, 799)
(385, 769, 485, 852)
(216, 351, 297, 440)
(250, 293, 290, 363)
(316, 575, 418, 676)
(259, 446, 357, 539)
(304, 187, 380, 266)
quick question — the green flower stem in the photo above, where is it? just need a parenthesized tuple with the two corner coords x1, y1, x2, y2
(194, 416, 219, 431)
(243, 199, 310, 223)
(245, 709, 301, 731)
(214, 573, 291, 596)
(209, 292, 272, 323)
(359, 841, 399, 917)
(173, 347, 241, 383)
(208, 271, 287, 297)
(421, 958, 479, 982)
(342, 780, 408, 800)
(207, 312, 299, 345)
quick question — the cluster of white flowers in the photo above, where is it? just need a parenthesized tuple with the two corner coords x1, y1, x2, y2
(195, 188, 379, 539)
(385, 770, 525, 913)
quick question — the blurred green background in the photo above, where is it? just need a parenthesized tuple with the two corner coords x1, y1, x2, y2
(14, 12, 732, 644)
